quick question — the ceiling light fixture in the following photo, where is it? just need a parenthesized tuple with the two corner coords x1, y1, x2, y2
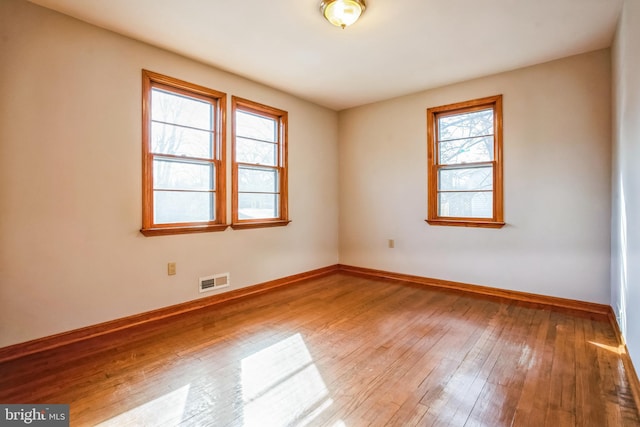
(320, 0, 366, 29)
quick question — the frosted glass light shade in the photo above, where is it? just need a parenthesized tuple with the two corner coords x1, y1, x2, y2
(320, 0, 366, 28)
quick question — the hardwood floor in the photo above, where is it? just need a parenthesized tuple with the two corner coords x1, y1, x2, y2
(1, 273, 638, 426)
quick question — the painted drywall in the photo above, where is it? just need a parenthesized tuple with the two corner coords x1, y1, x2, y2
(612, 0, 640, 368)
(339, 50, 612, 304)
(0, 0, 339, 347)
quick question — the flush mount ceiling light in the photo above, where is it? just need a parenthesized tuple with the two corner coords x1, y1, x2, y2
(320, 0, 366, 29)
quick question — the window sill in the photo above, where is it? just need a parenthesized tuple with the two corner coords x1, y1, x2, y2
(231, 220, 291, 230)
(425, 219, 505, 229)
(140, 224, 229, 236)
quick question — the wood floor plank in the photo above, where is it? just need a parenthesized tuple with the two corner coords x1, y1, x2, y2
(461, 304, 532, 426)
(550, 313, 577, 417)
(336, 294, 484, 425)
(510, 308, 553, 426)
(0, 273, 638, 427)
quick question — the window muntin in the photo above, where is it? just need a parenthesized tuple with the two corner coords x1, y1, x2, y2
(232, 97, 289, 229)
(427, 95, 504, 228)
(141, 70, 226, 236)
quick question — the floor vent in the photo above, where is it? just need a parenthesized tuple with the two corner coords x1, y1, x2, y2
(199, 273, 230, 293)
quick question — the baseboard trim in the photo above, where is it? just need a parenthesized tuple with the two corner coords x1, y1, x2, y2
(0, 264, 339, 363)
(607, 307, 640, 416)
(337, 264, 611, 316)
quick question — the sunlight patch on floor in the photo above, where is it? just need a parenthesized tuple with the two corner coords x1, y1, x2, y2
(241, 333, 332, 426)
(589, 341, 626, 355)
(96, 384, 190, 426)
(295, 396, 334, 427)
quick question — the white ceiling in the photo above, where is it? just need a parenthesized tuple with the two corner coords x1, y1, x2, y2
(27, 0, 623, 111)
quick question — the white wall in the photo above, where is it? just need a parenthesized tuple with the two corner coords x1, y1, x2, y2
(612, 0, 640, 367)
(339, 50, 612, 304)
(0, 0, 339, 347)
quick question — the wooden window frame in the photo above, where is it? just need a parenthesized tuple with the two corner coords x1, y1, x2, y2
(231, 96, 290, 229)
(140, 70, 227, 236)
(426, 95, 505, 228)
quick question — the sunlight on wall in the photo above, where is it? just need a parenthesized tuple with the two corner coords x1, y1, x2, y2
(96, 384, 190, 426)
(617, 180, 629, 340)
(241, 333, 334, 426)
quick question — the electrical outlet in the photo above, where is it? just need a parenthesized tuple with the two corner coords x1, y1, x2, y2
(167, 262, 177, 276)
(388, 239, 395, 249)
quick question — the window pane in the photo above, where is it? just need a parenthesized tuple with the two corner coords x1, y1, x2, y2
(438, 192, 493, 218)
(152, 88, 212, 130)
(154, 159, 214, 191)
(236, 110, 276, 142)
(154, 190, 215, 223)
(151, 122, 213, 159)
(439, 166, 493, 191)
(236, 137, 277, 166)
(238, 193, 279, 219)
(439, 136, 493, 164)
(438, 109, 493, 141)
(238, 167, 278, 193)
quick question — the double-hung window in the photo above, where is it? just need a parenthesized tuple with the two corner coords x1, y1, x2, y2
(231, 96, 289, 229)
(426, 95, 504, 228)
(141, 70, 227, 236)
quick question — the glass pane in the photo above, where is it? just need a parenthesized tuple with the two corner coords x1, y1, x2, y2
(439, 191, 493, 218)
(154, 159, 214, 191)
(439, 136, 493, 164)
(154, 190, 215, 223)
(439, 166, 493, 191)
(438, 109, 493, 141)
(236, 110, 277, 142)
(236, 137, 277, 166)
(238, 193, 279, 220)
(151, 122, 213, 159)
(238, 167, 278, 193)
(152, 88, 212, 130)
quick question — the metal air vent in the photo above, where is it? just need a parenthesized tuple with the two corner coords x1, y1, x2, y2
(199, 273, 230, 293)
